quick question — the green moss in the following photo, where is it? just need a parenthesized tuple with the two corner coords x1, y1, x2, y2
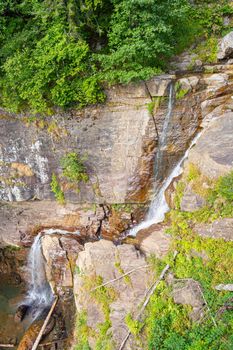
(174, 181, 186, 210)
(81, 275, 116, 349)
(74, 311, 91, 350)
(143, 169, 233, 348)
(114, 256, 131, 285)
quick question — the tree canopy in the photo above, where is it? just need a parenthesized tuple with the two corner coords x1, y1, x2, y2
(0, 0, 231, 114)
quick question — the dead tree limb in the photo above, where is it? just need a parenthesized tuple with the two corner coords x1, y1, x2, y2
(118, 251, 178, 350)
(31, 296, 59, 350)
(90, 264, 150, 291)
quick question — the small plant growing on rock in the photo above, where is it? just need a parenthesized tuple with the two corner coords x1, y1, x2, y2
(175, 81, 189, 100)
(216, 170, 233, 201)
(50, 173, 65, 204)
(60, 152, 89, 184)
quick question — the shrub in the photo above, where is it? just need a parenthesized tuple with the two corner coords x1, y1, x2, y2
(50, 173, 65, 204)
(60, 152, 89, 184)
(216, 171, 233, 201)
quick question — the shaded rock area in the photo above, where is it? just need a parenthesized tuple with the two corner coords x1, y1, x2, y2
(0, 201, 146, 248)
(172, 279, 205, 322)
(136, 223, 171, 258)
(195, 218, 233, 241)
(0, 201, 105, 246)
(74, 240, 152, 349)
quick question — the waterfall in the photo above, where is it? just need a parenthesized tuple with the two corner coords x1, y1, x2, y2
(129, 132, 202, 236)
(154, 83, 174, 181)
(25, 228, 80, 317)
(26, 233, 53, 314)
(129, 81, 205, 238)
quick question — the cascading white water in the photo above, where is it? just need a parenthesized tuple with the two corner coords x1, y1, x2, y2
(26, 233, 53, 313)
(154, 83, 174, 181)
(128, 80, 206, 238)
(129, 132, 202, 236)
(25, 228, 80, 316)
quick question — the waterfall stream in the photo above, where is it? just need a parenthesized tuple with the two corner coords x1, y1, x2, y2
(129, 132, 202, 236)
(26, 233, 53, 316)
(154, 83, 174, 181)
(129, 83, 203, 237)
(25, 228, 80, 318)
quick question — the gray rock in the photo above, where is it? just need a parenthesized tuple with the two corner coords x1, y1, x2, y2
(74, 240, 151, 348)
(137, 223, 171, 258)
(172, 279, 205, 322)
(188, 112, 233, 179)
(195, 218, 233, 241)
(181, 184, 206, 212)
(215, 284, 233, 291)
(218, 31, 233, 60)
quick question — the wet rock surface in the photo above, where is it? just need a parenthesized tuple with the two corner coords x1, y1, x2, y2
(41, 233, 83, 294)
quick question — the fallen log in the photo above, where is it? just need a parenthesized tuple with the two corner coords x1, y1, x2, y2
(31, 296, 59, 350)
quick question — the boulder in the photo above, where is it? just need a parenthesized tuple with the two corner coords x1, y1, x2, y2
(172, 279, 205, 321)
(218, 31, 233, 60)
(137, 223, 171, 258)
(215, 284, 233, 291)
(146, 74, 175, 97)
(187, 112, 233, 179)
(180, 184, 206, 212)
(74, 240, 152, 348)
(41, 234, 83, 294)
(195, 218, 233, 241)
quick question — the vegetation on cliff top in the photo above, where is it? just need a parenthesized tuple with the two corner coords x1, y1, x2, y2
(0, 0, 232, 114)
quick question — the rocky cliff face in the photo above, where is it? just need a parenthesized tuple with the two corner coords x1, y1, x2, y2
(1, 32, 233, 350)
(0, 74, 202, 206)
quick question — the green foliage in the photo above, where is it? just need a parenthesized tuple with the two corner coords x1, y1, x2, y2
(0, 0, 198, 113)
(60, 152, 89, 184)
(147, 97, 163, 115)
(193, 36, 218, 64)
(50, 173, 65, 204)
(191, 1, 233, 36)
(216, 171, 233, 201)
(98, 0, 192, 84)
(74, 311, 91, 350)
(0, 0, 107, 113)
(175, 82, 189, 100)
(1, 1, 232, 113)
(125, 313, 143, 336)
(145, 168, 233, 348)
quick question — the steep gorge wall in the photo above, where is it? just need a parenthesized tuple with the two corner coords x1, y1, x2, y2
(1, 62, 233, 246)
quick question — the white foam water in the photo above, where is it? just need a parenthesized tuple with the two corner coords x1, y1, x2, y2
(154, 83, 174, 180)
(25, 228, 80, 316)
(26, 233, 53, 314)
(129, 132, 202, 236)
